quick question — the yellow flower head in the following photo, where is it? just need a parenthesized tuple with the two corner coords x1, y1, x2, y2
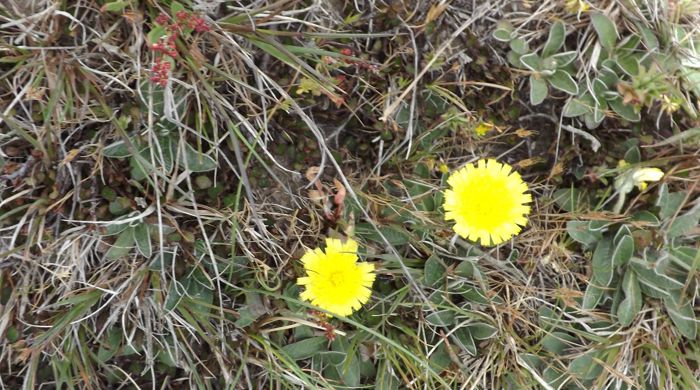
(443, 159, 532, 246)
(297, 238, 375, 317)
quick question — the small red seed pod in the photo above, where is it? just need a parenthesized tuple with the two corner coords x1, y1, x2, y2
(155, 13, 169, 25)
(176, 10, 188, 21)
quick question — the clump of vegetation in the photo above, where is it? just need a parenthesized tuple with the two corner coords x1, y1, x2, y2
(0, 0, 698, 388)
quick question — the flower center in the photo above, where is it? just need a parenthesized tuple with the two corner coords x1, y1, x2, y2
(460, 178, 513, 228)
(328, 271, 345, 287)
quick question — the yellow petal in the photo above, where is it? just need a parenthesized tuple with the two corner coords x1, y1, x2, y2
(632, 167, 663, 184)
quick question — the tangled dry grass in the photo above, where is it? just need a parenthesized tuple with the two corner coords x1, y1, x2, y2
(1, 0, 699, 389)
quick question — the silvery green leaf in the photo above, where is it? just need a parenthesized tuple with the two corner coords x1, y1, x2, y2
(616, 55, 640, 76)
(509, 37, 529, 54)
(105, 228, 135, 260)
(664, 293, 697, 339)
(520, 52, 542, 71)
(563, 93, 594, 117)
(548, 70, 579, 94)
(609, 97, 641, 122)
(542, 21, 566, 58)
(181, 143, 217, 172)
(530, 75, 548, 105)
(492, 29, 513, 42)
(591, 13, 618, 51)
(617, 271, 642, 327)
(592, 237, 614, 286)
(548, 51, 578, 67)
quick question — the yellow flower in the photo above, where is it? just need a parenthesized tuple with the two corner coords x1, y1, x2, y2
(474, 122, 495, 136)
(296, 77, 322, 96)
(565, 0, 590, 13)
(613, 166, 664, 213)
(632, 167, 664, 190)
(297, 238, 375, 316)
(443, 159, 531, 246)
(660, 94, 680, 114)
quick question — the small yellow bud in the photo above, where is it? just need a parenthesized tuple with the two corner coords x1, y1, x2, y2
(565, 0, 590, 14)
(474, 122, 494, 136)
